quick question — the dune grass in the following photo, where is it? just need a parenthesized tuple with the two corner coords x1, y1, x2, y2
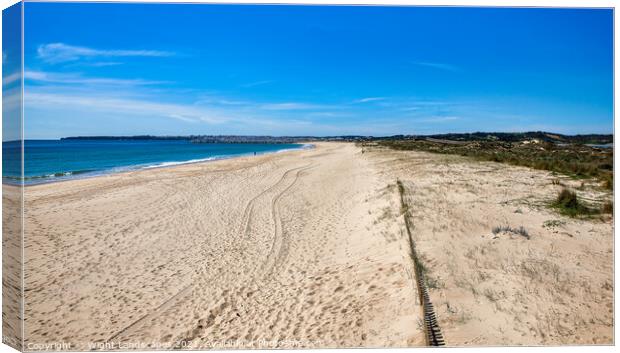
(551, 188, 595, 217)
(375, 140, 613, 190)
(492, 225, 530, 239)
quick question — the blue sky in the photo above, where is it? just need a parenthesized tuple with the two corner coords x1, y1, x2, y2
(12, 3, 614, 138)
(2, 2, 21, 141)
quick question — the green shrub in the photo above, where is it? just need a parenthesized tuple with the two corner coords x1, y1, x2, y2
(557, 189, 578, 208)
(552, 188, 592, 217)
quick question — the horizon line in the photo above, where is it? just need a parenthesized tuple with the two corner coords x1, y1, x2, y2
(2, 130, 614, 143)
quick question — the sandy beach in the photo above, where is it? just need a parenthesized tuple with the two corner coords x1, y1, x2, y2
(17, 142, 613, 349)
(2, 184, 23, 350)
(22, 143, 423, 349)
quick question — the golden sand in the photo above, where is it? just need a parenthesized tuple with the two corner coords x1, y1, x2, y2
(9, 142, 612, 349)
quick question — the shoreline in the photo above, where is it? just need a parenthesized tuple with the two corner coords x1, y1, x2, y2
(3, 143, 315, 187)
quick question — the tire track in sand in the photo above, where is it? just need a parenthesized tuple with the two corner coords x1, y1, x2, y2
(259, 165, 314, 278)
(106, 164, 312, 343)
(238, 165, 311, 239)
(166, 163, 314, 347)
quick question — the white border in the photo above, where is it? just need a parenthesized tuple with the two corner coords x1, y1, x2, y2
(0, 1, 616, 353)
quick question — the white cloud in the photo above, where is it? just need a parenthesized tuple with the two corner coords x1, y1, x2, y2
(353, 97, 385, 103)
(80, 62, 124, 67)
(37, 43, 174, 64)
(22, 67, 341, 128)
(26, 91, 231, 124)
(168, 114, 201, 123)
(25, 83, 329, 129)
(24, 70, 169, 86)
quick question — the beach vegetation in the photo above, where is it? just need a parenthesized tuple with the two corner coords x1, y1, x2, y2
(551, 188, 593, 217)
(542, 219, 566, 228)
(373, 137, 613, 190)
(491, 225, 530, 239)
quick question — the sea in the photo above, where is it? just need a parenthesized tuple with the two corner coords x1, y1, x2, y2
(2, 139, 308, 185)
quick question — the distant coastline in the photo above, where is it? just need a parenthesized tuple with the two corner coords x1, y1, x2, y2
(60, 135, 367, 144)
(60, 131, 614, 145)
(2, 130, 612, 185)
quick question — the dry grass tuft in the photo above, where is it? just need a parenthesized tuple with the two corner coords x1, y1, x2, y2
(492, 225, 530, 239)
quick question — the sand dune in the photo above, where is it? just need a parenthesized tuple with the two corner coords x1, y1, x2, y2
(365, 145, 613, 345)
(22, 143, 423, 350)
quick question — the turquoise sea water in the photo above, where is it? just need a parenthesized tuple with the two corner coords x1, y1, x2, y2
(2, 139, 307, 184)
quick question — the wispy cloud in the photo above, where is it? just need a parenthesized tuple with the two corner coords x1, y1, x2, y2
(241, 80, 273, 88)
(193, 96, 249, 106)
(259, 102, 326, 111)
(21, 66, 492, 137)
(78, 61, 124, 67)
(3, 71, 21, 86)
(25, 88, 343, 135)
(37, 43, 174, 64)
(24, 70, 169, 86)
(353, 97, 385, 103)
(306, 111, 351, 118)
(26, 91, 234, 125)
(23, 66, 343, 128)
(412, 61, 460, 72)
(2, 85, 21, 111)
(23, 71, 324, 129)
